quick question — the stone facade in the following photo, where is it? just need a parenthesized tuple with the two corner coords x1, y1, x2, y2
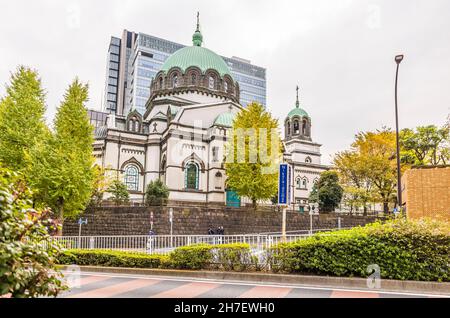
(63, 205, 380, 236)
(401, 165, 450, 222)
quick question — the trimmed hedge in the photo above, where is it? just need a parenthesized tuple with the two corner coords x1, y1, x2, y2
(269, 219, 450, 282)
(58, 250, 169, 269)
(57, 219, 450, 282)
(58, 243, 258, 271)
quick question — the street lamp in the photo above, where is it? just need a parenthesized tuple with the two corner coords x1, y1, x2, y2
(394, 54, 404, 211)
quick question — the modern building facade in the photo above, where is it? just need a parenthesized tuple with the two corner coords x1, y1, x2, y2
(94, 18, 327, 207)
(102, 27, 266, 115)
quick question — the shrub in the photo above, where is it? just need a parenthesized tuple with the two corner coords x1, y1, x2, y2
(145, 179, 169, 206)
(0, 168, 67, 298)
(168, 244, 214, 270)
(107, 180, 129, 205)
(58, 250, 168, 268)
(213, 244, 259, 271)
(269, 219, 450, 281)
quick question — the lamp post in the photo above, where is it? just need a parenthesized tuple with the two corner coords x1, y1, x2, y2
(394, 54, 404, 211)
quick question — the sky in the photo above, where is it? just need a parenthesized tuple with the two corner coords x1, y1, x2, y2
(0, 0, 449, 164)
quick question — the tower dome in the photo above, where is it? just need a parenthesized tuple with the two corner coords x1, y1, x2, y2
(287, 85, 309, 119)
(285, 86, 312, 141)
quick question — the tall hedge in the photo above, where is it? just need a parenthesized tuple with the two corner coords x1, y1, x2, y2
(269, 219, 450, 281)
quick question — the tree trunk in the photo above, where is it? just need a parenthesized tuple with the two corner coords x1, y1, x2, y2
(251, 198, 257, 211)
(383, 201, 389, 213)
(55, 199, 64, 236)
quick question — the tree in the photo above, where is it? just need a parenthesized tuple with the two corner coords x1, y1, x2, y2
(0, 66, 49, 175)
(309, 171, 343, 212)
(0, 167, 67, 298)
(400, 125, 449, 165)
(89, 165, 114, 207)
(334, 128, 402, 213)
(108, 180, 130, 205)
(145, 179, 169, 206)
(30, 79, 95, 228)
(225, 103, 283, 209)
(334, 150, 376, 214)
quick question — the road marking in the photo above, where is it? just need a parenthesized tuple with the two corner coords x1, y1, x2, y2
(67, 278, 160, 298)
(331, 290, 379, 298)
(238, 286, 292, 298)
(150, 282, 221, 298)
(64, 272, 449, 298)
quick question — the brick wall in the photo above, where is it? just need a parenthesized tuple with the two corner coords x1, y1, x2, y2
(402, 166, 450, 222)
(63, 205, 380, 236)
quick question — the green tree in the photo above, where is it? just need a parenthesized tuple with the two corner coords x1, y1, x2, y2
(225, 103, 283, 209)
(108, 179, 130, 205)
(145, 179, 169, 206)
(334, 150, 376, 214)
(310, 171, 343, 212)
(0, 167, 67, 298)
(0, 66, 49, 174)
(335, 128, 402, 213)
(30, 79, 95, 227)
(400, 125, 449, 165)
(89, 165, 113, 207)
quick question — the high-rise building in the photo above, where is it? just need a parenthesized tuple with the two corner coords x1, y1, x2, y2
(102, 30, 266, 115)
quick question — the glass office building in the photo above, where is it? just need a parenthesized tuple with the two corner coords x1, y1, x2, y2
(103, 30, 266, 115)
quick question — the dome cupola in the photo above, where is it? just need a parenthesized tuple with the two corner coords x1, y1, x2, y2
(285, 86, 312, 141)
(149, 13, 240, 104)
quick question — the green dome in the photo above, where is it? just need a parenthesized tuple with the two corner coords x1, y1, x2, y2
(288, 107, 309, 118)
(161, 14, 231, 77)
(214, 112, 236, 127)
(288, 86, 309, 118)
(161, 46, 231, 77)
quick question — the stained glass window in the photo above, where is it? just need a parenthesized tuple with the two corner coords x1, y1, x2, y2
(185, 162, 199, 189)
(124, 165, 139, 191)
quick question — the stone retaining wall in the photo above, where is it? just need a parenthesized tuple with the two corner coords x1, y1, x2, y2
(62, 205, 381, 236)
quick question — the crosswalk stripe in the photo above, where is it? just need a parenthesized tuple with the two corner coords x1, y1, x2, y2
(331, 290, 380, 298)
(150, 282, 221, 298)
(238, 286, 293, 298)
(67, 278, 161, 298)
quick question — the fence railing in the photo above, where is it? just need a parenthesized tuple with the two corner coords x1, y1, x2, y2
(50, 233, 315, 255)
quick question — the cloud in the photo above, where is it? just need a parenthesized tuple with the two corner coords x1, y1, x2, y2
(0, 0, 449, 164)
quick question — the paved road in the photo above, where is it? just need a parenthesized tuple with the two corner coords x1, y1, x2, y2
(59, 271, 445, 298)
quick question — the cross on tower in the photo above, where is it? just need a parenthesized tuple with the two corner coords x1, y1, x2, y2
(296, 85, 300, 107)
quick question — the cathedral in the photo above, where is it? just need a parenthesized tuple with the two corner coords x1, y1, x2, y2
(93, 18, 328, 210)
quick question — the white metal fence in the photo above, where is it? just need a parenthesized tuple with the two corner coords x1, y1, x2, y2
(50, 233, 317, 255)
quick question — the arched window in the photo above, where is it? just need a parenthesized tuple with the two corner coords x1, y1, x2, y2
(159, 77, 163, 89)
(294, 120, 299, 134)
(313, 178, 319, 185)
(305, 156, 312, 163)
(208, 76, 215, 89)
(296, 177, 301, 189)
(287, 122, 291, 136)
(172, 75, 178, 88)
(128, 120, 134, 131)
(124, 165, 139, 191)
(214, 171, 223, 190)
(224, 81, 228, 92)
(302, 178, 308, 189)
(302, 119, 308, 135)
(191, 73, 196, 85)
(185, 162, 199, 190)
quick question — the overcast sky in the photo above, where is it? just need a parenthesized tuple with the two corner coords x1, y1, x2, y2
(1, 0, 449, 164)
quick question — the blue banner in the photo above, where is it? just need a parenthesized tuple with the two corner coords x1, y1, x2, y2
(278, 163, 288, 205)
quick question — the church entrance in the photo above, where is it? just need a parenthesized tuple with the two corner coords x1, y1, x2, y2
(226, 189, 241, 207)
